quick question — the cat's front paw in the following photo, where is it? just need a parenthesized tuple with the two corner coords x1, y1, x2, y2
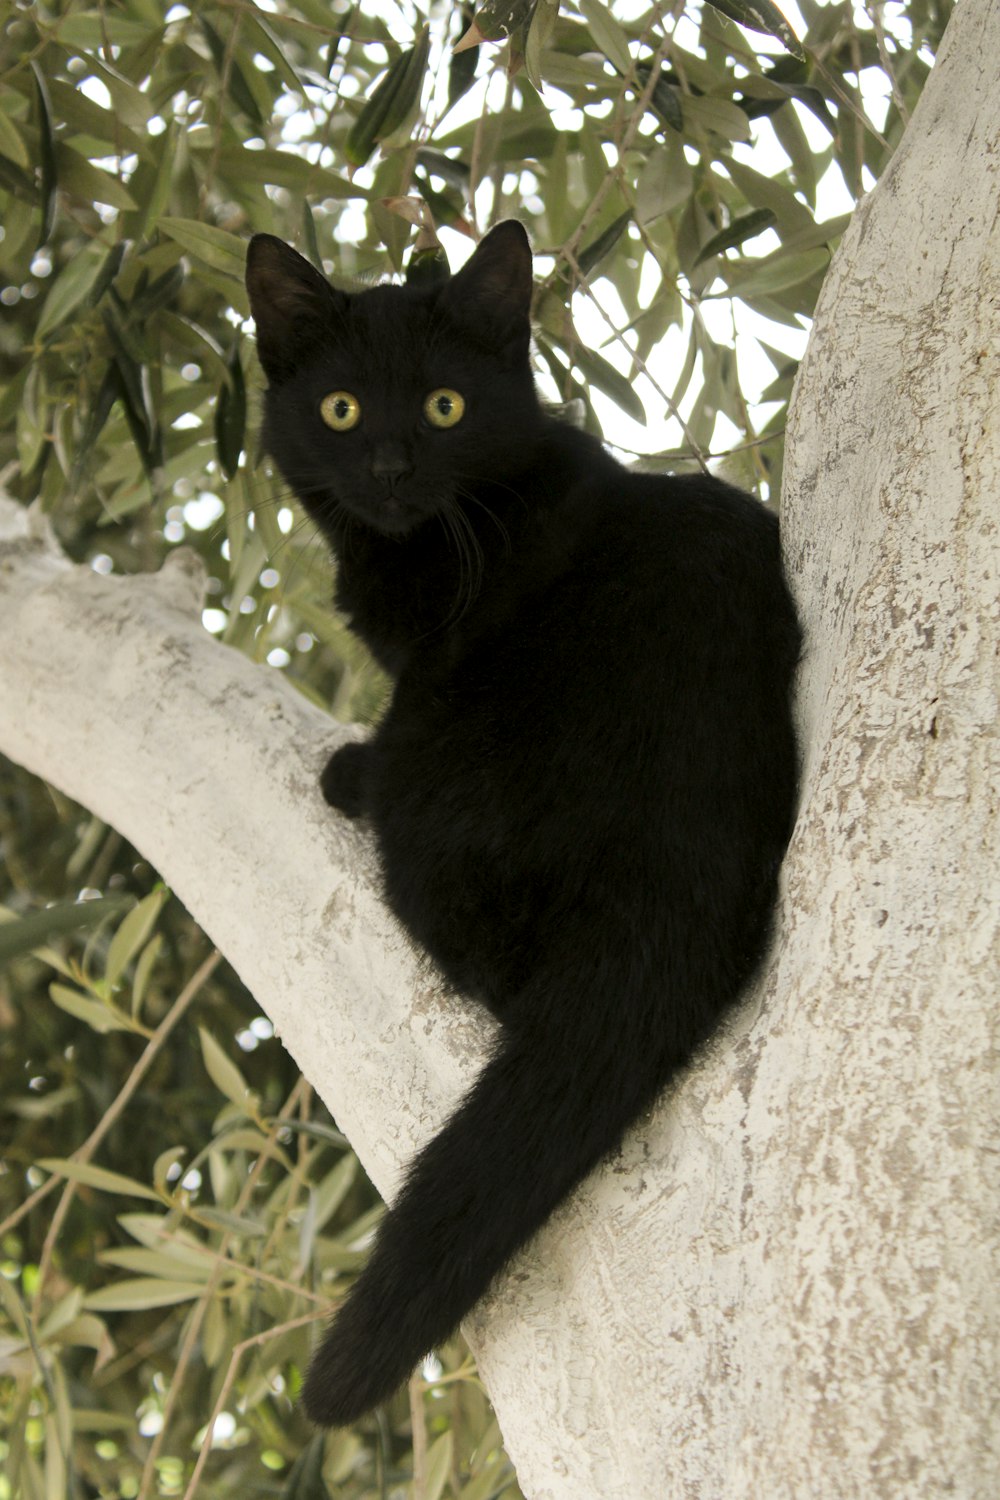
(321, 741, 372, 818)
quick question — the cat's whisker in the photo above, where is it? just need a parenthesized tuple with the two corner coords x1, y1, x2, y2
(455, 498, 486, 607)
(453, 483, 513, 559)
(456, 469, 529, 511)
(435, 499, 481, 629)
(340, 508, 360, 566)
(270, 517, 330, 607)
(225, 468, 350, 613)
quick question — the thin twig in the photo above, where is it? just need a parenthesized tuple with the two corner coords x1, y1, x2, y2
(865, 1, 909, 126)
(468, 62, 498, 230)
(180, 1311, 324, 1500)
(31, 950, 223, 1313)
(138, 1210, 330, 1306)
(486, 72, 513, 229)
(540, 8, 674, 291)
(613, 426, 786, 464)
(409, 1370, 428, 1498)
(1, 949, 220, 1246)
(137, 1074, 312, 1500)
(561, 243, 710, 471)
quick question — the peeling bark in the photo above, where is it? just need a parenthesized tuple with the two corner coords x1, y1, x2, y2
(0, 1, 997, 1492)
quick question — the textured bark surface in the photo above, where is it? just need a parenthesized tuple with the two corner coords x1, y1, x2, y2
(1, 2, 997, 1492)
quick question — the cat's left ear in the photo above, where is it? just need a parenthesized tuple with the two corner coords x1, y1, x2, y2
(245, 235, 345, 382)
(442, 221, 533, 360)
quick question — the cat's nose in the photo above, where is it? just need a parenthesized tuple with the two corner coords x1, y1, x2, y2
(371, 446, 412, 488)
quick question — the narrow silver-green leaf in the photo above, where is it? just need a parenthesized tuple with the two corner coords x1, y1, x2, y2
(215, 340, 246, 481)
(463, 0, 535, 44)
(635, 136, 692, 223)
(723, 157, 815, 235)
(449, 5, 477, 104)
(346, 33, 420, 167)
(631, 62, 683, 132)
(39, 1159, 161, 1201)
(152, 1145, 188, 1197)
(48, 983, 133, 1034)
(158, 217, 247, 277)
(117, 1212, 200, 1251)
(55, 144, 137, 211)
(301, 200, 323, 271)
(98, 1247, 214, 1281)
(423, 1432, 454, 1500)
(198, 1027, 253, 1110)
(140, 118, 179, 237)
(241, 11, 306, 95)
(579, 211, 632, 280)
(694, 208, 777, 265)
(214, 146, 362, 200)
(722, 245, 829, 298)
(0, 110, 28, 169)
(43, 1314, 112, 1356)
(682, 93, 753, 143)
(105, 888, 168, 989)
(524, 0, 559, 91)
(195, 1206, 269, 1238)
(706, 0, 805, 61)
(310, 1154, 359, 1234)
(579, 0, 631, 76)
(58, 13, 152, 48)
(0, 896, 128, 965)
(84, 1279, 207, 1311)
(103, 312, 160, 475)
(131, 933, 163, 1016)
(279, 1118, 350, 1150)
(31, 61, 58, 246)
(571, 343, 646, 425)
(377, 25, 431, 149)
(199, 16, 263, 126)
(46, 77, 143, 154)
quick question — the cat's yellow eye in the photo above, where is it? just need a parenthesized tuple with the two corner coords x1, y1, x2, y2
(424, 389, 465, 429)
(320, 391, 361, 431)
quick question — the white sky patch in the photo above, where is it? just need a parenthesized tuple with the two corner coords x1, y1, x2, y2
(78, 74, 112, 110)
(183, 492, 225, 530)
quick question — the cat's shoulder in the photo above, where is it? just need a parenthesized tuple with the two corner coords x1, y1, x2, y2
(547, 420, 777, 539)
(631, 469, 780, 549)
(581, 454, 781, 556)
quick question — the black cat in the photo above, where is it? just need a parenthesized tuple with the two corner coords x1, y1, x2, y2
(245, 221, 801, 1426)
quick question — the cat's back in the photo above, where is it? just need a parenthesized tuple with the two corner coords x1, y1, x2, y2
(577, 465, 784, 601)
(510, 461, 797, 689)
(408, 459, 800, 814)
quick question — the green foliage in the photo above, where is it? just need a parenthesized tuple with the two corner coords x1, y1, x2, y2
(1, 767, 518, 1499)
(0, 0, 952, 1495)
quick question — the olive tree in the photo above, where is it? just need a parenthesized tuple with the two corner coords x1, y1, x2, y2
(4, 3, 991, 1498)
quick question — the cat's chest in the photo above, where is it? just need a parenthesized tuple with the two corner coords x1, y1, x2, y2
(333, 516, 574, 680)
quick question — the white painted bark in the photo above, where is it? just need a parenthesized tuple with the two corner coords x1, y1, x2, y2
(1, 0, 997, 1491)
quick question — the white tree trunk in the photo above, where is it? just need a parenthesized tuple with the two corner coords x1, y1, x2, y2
(1, 0, 997, 1491)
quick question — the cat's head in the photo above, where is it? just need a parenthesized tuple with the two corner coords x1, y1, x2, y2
(245, 221, 542, 538)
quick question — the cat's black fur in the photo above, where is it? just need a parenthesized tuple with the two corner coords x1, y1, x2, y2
(245, 221, 801, 1427)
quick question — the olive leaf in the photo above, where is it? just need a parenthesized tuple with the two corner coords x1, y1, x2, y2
(346, 26, 431, 167)
(31, 61, 58, 246)
(694, 207, 778, 265)
(706, 0, 805, 60)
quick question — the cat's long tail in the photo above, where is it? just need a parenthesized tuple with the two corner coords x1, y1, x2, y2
(301, 957, 726, 1426)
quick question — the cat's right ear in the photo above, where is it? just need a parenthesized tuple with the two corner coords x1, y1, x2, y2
(441, 221, 533, 361)
(245, 235, 344, 382)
